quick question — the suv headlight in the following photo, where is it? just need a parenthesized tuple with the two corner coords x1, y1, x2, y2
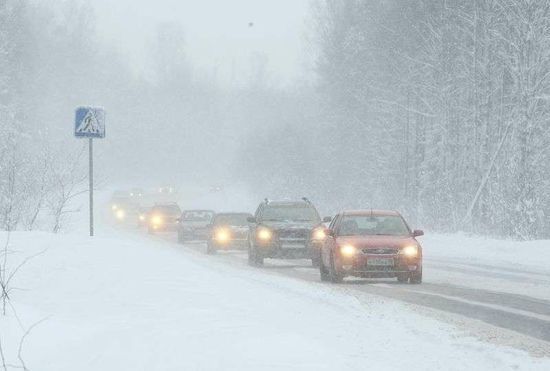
(312, 227, 326, 240)
(257, 227, 272, 241)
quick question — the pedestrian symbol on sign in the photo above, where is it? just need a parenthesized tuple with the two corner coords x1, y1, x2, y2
(74, 107, 105, 138)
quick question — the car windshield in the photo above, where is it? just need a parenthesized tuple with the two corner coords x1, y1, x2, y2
(214, 214, 250, 226)
(153, 205, 181, 215)
(261, 205, 320, 222)
(338, 215, 410, 236)
(182, 210, 214, 222)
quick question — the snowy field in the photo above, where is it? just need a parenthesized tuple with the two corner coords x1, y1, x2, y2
(1, 227, 549, 370)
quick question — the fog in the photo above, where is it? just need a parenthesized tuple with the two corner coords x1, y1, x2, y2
(2, 0, 550, 238)
(92, 0, 310, 84)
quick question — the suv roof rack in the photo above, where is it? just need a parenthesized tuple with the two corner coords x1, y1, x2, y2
(154, 201, 178, 205)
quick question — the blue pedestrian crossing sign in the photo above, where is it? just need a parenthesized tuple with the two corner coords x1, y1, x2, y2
(74, 107, 105, 138)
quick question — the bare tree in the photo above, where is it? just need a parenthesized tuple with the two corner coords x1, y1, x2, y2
(47, 145, 88, 233)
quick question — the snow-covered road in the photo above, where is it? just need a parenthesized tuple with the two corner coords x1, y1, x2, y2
(2, 227, 549, 370)
(167, 234, 550, 349)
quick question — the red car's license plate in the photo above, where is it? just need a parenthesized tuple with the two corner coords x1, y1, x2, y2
(367, 258, 394, 266)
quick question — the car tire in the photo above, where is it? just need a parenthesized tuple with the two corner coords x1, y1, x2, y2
(329, 253, 343, 283)
(397, 274, 408, 283)
(319, 255, 330, 282)
(206, 242, 216, 255)
(410, 269, 422, 284)
(311, 253, 321, 268)
(248, 243, 264, 267)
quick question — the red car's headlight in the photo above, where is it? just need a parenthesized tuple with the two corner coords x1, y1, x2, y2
(400, 245, 419, 257)
(340, 245, 357, 257)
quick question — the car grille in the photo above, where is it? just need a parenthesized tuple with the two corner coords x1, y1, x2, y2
(361, 247, 398, 255)
(278, 229, 309, 240)
(363, 264, 396, 272)
(232, 230, 248, 239)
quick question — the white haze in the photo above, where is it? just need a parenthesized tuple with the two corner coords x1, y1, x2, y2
(92, 0, 310, 85)
(2, 0, 550, 239)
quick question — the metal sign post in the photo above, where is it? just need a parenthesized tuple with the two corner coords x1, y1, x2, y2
(89, 138, 94, 236)
(74, 107, 105, 237)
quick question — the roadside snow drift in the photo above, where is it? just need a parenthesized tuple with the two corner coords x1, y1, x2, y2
(1, 230, 549, 371)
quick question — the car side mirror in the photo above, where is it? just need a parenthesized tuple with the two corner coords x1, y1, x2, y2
(413, 229, 424, 237)
(323, 216, 332, 223)
(326, 229, 335, 237)
(247, 216, 257, 223)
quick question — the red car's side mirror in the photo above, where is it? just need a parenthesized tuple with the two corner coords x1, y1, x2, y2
(413, 229, 424, 237)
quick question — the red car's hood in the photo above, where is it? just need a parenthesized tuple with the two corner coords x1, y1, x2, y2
(335, 235, 418, 249)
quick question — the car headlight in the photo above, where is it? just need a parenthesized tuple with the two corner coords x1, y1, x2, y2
(215, 228, 231, 242)
(312, 228, 326, 240)
(257, 227, 272, 241)
(139, 214, 146, 221)
(401, 245, 418, 257)
(340, 245, 357, 257)
(151, 215, 163, 225)
(111, 204, 118, 211)
(116, 209, 126, 220)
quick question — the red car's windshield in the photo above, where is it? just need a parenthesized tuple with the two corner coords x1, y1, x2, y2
(338, 215, 410, 236)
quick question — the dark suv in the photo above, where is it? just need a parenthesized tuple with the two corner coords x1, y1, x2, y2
(247, 199, 330, 267)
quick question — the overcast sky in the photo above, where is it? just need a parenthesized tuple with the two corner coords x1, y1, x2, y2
(91, 0, 311, 85)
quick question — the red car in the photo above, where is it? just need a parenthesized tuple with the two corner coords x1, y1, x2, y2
(319, 210, 423, 284)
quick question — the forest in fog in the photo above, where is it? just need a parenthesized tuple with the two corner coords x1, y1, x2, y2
(1, 0, 550, 238)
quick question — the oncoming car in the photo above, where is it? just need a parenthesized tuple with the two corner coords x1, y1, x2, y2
(319, 210, 423, 284)
(247, 199, 330, 267)
(129, 188, 144, 199)
(147, 203, 182, 234)
(136, 206, 151, 228)
(206, 212, 253, 254)
(177, 210, 215, 243)
(109, 191, 138, 224)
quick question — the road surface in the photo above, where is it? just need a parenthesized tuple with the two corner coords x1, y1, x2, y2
(150, 232, 550, 353)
